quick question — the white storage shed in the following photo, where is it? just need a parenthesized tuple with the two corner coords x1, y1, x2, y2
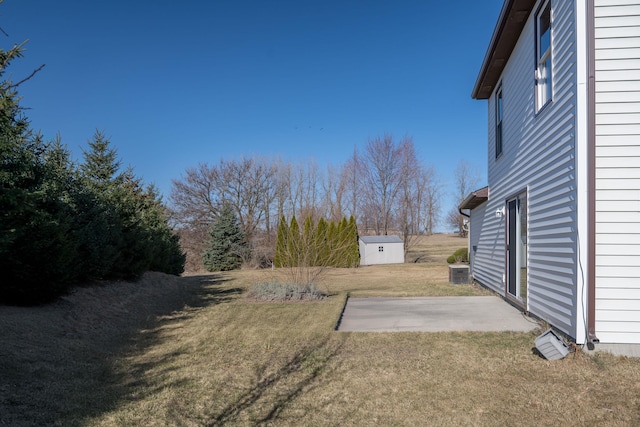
(359, 235, 404, 266)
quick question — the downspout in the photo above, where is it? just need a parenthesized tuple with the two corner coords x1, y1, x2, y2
(587, 0, 598, 344)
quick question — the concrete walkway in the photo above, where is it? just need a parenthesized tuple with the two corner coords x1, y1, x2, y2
(338, 296, 539, 333)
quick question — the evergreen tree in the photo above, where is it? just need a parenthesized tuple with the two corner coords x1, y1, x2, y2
(347, 215, 361, 267)
(288, 216, 301, 267)
(141, 184, 186, 276)
(202, 203, 246, 271)
(326, 221, 337, 266)
(274, 214, 288, 268)
(336, 217, 349, 267)
(314, 217, 328, 266)
(0, 41, 77, 303)
(78, 131, 124, 278)
(301, 215, 315, 267)
(80, 129, 121, 190)
(0, 31, 184, 303)
(78, 135, 185, 279)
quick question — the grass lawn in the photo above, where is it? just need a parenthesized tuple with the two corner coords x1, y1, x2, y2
(2, 234, 640, 426)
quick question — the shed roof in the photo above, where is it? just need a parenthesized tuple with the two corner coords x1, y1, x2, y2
(459, 186, 489, 210)
(472, 0, 537, 99)
(359, 235, 403, 244)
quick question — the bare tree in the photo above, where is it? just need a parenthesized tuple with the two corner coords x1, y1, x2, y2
(170, 144, 443, 270)
(170, 157, 278, 268)
(421, 166, 441, 235)
(396, 137, 420, 254)
(288, 159, 322, 221)
(342, 147, 362, 221)
(217, 157, 276, 244)
(361, 134, 404, 235)
(322, 163, 347, 223)
(169, 163, 220, 270)
(451, 159, 480, 237)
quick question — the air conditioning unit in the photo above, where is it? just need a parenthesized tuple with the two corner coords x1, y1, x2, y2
(448, 265, 469, 284)
(535, 329, 569, 360)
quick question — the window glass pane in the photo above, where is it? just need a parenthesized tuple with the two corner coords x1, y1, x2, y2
(539, 4, 551, 58)
(536, 2, 552, 111)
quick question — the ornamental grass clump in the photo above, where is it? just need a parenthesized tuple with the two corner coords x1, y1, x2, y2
(247, 282, 326, 302)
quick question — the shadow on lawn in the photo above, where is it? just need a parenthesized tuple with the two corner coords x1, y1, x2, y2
(204, 336, 346, 426)
(0, 273, 241, 427)
(75, 274, 245, 424)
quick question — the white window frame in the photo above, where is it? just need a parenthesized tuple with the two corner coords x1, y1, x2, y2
(495, 85, 503, 158)
(535, 1, 552, 112)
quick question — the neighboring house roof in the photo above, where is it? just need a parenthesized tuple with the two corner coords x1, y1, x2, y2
(359, 235, 403, 244)
(459, 186, 489, 210)
(472, 0, 537, 99)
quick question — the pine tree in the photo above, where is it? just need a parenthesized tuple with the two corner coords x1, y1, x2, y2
(80, 129, 121, 190)
(202, 203, 247, 271)
(0, 41, 77, 303)
(78, 131, 125, 278)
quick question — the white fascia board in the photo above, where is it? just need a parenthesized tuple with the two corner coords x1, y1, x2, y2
(574, 0, 590, 345)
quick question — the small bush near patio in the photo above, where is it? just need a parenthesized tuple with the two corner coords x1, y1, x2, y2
(447, 247, 469, 264)
(247, 282, 327, 302)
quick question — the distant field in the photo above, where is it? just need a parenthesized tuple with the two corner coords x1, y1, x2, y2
(2, 234, 640, 426)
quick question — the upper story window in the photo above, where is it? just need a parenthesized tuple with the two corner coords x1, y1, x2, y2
(535, 1, 552, 112)
(495, 86, 503, 158)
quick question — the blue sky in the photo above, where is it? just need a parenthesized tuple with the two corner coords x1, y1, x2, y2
(3, 0, 502, 211)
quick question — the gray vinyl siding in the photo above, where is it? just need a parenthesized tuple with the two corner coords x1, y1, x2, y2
(468, 201, 487, 281)
(476, 0, 579, 338)
(594, 0, 640, 343)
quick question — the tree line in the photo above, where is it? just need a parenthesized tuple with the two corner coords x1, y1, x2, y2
(1, 40, 184, 305)
(170, 134, 442, 270)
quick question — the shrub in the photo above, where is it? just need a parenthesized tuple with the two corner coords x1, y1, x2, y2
(246, 282, 326, 302)
(447, 247, 469, 264)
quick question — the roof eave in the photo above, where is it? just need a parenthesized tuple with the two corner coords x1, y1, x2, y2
(471, 0, 537, 100)
(459, 186, 489, 210)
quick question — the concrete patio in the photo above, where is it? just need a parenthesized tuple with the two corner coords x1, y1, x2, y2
(337, 296, 539, 333)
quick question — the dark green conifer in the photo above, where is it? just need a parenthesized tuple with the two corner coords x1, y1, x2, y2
(202, 203, 247, 271)
(347, 215, 360, 267)
(288, 216, 301, 267)
(274, 214, 288, 268)
(302, 215, 315, 266)
(314, 217, 328, 266)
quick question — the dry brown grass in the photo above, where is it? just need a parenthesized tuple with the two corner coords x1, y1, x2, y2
(2, 235, 640, 426)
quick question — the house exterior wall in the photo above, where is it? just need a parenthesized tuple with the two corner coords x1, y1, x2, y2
(476, 0, 581, 339)
(594, 0, 640, 343)
(358, 241, 404, 266)
(468, 201, 487, 278)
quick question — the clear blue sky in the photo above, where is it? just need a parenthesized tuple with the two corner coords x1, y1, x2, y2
(3, 0, 502, 211)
